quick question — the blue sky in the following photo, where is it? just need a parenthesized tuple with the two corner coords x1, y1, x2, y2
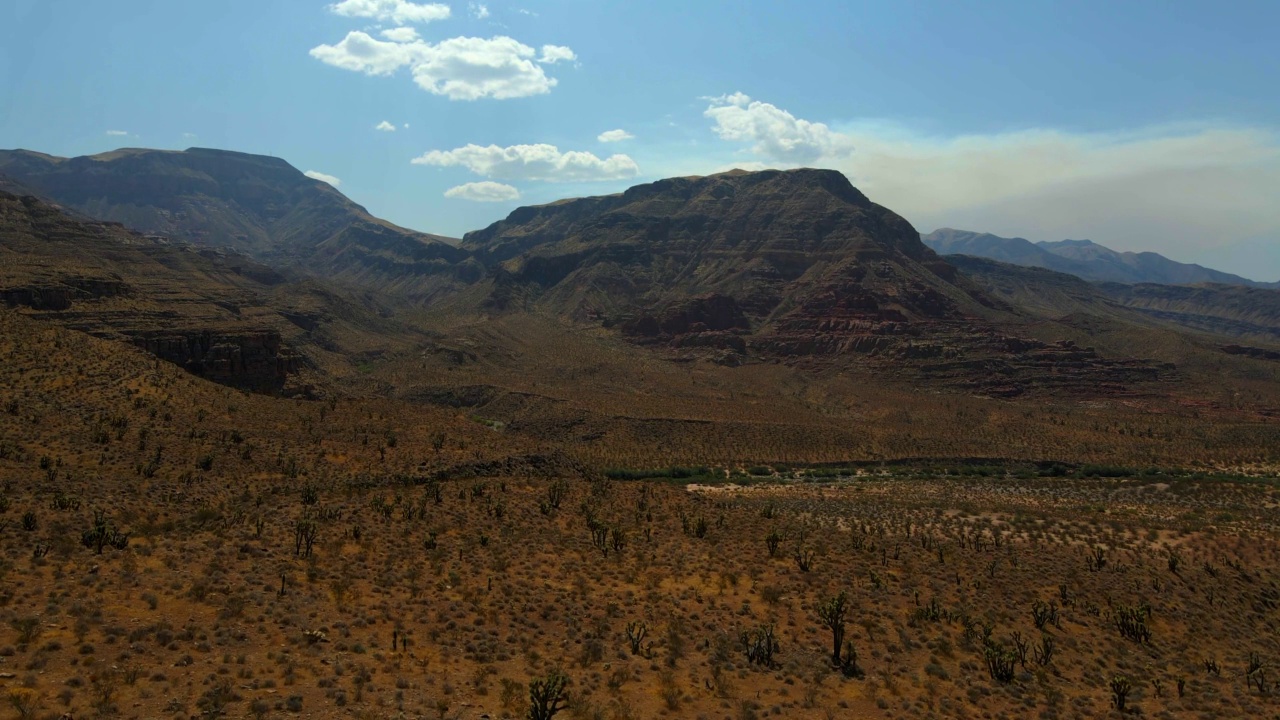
(3, 0, 1278, 279)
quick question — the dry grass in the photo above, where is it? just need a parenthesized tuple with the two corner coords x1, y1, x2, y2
(3, 310, 1280, 719)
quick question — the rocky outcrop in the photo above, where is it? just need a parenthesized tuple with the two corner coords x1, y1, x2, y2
(0, 190, 308, 393)
(131, 330, 302, 392)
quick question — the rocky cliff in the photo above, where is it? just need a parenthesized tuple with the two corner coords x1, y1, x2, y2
(0, 191, 311, 392)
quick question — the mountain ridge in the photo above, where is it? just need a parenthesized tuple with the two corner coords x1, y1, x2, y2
(0, 146, 470, 298)
(923, 227, 1277, 288)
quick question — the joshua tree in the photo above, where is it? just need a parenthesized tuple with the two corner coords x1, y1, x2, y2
(983, 637, 1016, 683)
(294, 518, 318, 558)
(81, 510, 129, 553)
(527, 671, 569, 720)
(1033, 634, 1055, 666)
(540, 480, 569, 515)
(1110, 675, 1131, 711)
(741, 624, 780, 668)
(625, 621, 648, 656)
(817, 592, 848, 667)
(1247, 652, 1268, 693)
(766, 529, 782, 557)
(794, 546, 816, 572)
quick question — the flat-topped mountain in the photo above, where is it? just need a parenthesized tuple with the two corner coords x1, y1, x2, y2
(0, 147, 469, 297)
(923, 228, 1276, 288)
(460, 169, 1168, 395)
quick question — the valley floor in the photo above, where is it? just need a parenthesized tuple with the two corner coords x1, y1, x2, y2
(3, 472, 1280, 720)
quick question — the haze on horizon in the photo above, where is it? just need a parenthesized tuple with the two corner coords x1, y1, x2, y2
(2, 0, 1277, 280)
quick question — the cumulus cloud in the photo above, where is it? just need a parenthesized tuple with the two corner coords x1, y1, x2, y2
(375, 120, 397, 132)
(469, 3, 490, 19)
(304, 170, 342, 187)
(329, 0, 450, 24)
(310, 31, 418, 75)
(310, 32, 571, 100)
(444, 181, 520, 201)
(538, 45, 576, 64)
(704, 92, 854, 163)
(380, 27, 419, 42)
(105, 130, 128, 137)
(412, 143, 640, 182)
(597, 129, 634, 143)
(701, 92, 1280, 278)
(411, 36, 560, 99)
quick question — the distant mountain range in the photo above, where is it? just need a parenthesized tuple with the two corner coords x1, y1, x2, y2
(922, 228, 1278, 289)
(6, 145, 1280, 410)
(0, 147, 470, 298)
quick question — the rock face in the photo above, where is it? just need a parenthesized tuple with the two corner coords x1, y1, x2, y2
(1099, 282, 1280, 346)
(463, 169, 1170, 394)
(0, 147, 468, 298)
(0, 190, 306, 392)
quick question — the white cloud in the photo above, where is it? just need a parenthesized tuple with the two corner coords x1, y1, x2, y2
(444, 181, 520, 201)
(304, 170, 342, 187)
(403, 123, 411, 129)
(700, 92, 1280, 278)
(310, 32, 571, 100)
(375, 120, 397, 132)
(704, 92, 853, 163)
(329, 0, 450, 25)
(105, 130, 128, 137)
(411, 36, 559, 99)
(310, 31, 420, 75)
(182, 132, 197, 139)
(538, 45, 576, 64)
(597, 129, 634, 143)
(469, 3, 490, 19)
(380, 27, 419, 42)
(412, 143, 640, 181)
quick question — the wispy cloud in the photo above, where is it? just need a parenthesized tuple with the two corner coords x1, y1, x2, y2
(304, 170, 342, 187)
(700, 92, 1280, 267)
(412, 143, 639, 182)
(444, 181, 520, 201)
(328, 0, 450, 25)
(597, 129, 634, 143)
(105, 130, 128, 137)
(375, 120, 397, 132)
